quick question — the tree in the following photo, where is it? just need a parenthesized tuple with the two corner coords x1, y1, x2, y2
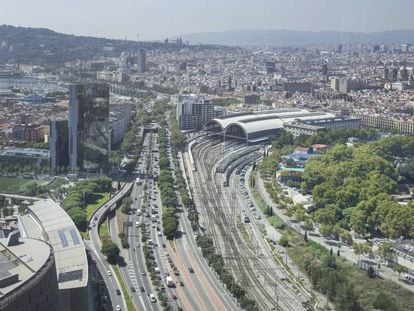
(392, 263, 408, 280)
(303, 218, 313, 231)
(353, 242, 371, 260)
(67, 207, 87, 231)
(163, 215, 178, 240)
(279, 233, 289, 247)
(101, 239, 120, 264)
(373, 291, 398, 311)
(294, 205, 306, 222)
(377, 242, 393, 261)
(339, 229, 352, 245)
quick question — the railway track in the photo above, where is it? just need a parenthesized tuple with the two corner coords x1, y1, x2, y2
(190, 140, 310, 310)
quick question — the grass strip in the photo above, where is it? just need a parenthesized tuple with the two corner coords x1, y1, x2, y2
(113, 265, 136, 311)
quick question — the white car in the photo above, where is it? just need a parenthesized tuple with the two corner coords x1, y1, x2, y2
(107, 270, 112, 276)
(149, 293, 157, 303)
(116, 305, 121, 311)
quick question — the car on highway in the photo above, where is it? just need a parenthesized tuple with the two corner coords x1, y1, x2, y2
(149, 293, 157, 302)
(172, 293, 177, 300)
(140, 286, 145, 292)
(130, 286, 136, 292)
(188, 267, 194, 273)
(180, 281, 184, 286)
(142, 271, 146, 276)
(115, 305, 121, 311)
(107, 270, 112, 276)
(116, 289, 121, 295)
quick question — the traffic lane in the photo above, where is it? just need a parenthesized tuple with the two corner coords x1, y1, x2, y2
(131, 185, 161, 310)
(179, 212, 237, 310)
(175, 227, 227, 311)
(88, 240, 124, 309)
(129, 211, 160, 310)
(107, 211, 145, 310)
(171, 237, 208, 310)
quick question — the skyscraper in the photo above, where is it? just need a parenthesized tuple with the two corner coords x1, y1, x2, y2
(50, 119, 69, 171)
(68, 84, 110, 172)
(138, 49, 147, 73)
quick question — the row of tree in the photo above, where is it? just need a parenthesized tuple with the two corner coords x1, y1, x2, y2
(61, 176, 112, 231)
(197, 235, 257, 310)
(157, 128, 179, 239)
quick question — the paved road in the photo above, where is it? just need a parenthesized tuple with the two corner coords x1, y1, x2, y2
(87, 182, 133, 310)
(173, 148, 239, 310)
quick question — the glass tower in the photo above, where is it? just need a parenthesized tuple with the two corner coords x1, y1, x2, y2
(68, 83, 110, 172)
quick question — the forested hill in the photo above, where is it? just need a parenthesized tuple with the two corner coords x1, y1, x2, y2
(0, 25, 190, 66)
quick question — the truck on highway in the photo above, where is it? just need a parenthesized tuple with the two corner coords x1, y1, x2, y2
(166, 276, 174, 287)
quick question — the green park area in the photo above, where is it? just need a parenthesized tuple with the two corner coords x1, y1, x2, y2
(86, 192, 110, 220)
(0, 177, 47, 194)
(61, 176, 112, 233)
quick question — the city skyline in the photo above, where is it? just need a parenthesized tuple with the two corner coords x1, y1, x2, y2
(1, 0, 414, 40)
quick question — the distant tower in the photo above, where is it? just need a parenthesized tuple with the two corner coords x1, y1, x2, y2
(337, 44, 343, 54)
(400, 66, 409, 81)
(138, 49, 146, 73)
(383, 67, 389, 80)
(322, 62, 328, 76)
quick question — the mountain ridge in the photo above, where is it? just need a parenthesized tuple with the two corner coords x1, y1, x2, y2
(178, 29, 414, 46)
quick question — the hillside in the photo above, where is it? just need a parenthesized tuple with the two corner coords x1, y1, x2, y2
(0, 25, 185, 66)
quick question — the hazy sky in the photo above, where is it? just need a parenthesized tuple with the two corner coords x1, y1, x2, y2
(1, 0, 414, 40)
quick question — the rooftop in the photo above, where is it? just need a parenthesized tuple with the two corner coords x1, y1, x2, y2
(20, 199, 88, 289)
(0, 237, 52, 297)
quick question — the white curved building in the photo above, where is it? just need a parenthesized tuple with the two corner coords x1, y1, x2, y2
(18, 198, 88, 311)
(204, 108, 336, 143)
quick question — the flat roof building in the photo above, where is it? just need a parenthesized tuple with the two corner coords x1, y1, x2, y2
(0, 232, 60, 311)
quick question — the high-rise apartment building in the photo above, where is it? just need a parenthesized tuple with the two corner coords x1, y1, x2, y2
(68, 84, 110, 171)
(176, 94, 215, 130)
